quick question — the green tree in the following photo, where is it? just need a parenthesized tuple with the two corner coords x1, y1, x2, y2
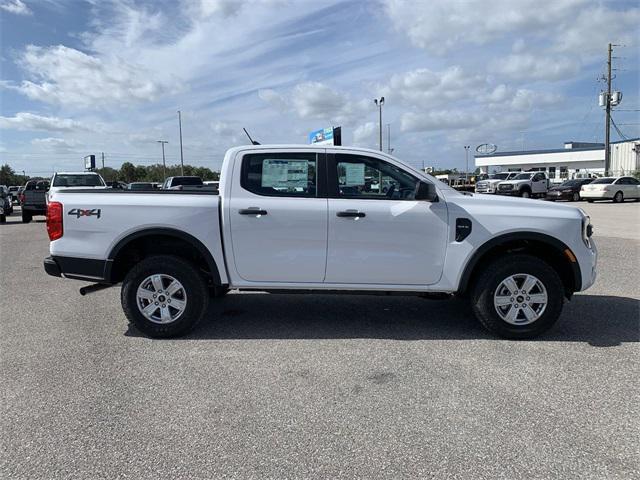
(119, 162, 137, 183)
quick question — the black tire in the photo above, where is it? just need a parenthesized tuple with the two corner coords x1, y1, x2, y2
(470, 254, 564, 339)
(587, 199, 594, 203)
(0, 214, 5, 223)
(121, 255, 209, 338)
(520, 189, 531, 198)
(21, 211, 32, 223)
(572, 192, 580, 202)
(613, 191, 623, 203)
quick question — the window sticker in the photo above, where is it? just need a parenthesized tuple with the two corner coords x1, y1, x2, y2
(262, 159, 309, 188)
(343, 163, 365, 186)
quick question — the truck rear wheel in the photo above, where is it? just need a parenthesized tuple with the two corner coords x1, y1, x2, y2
(0, 214, 5, 223)
(21, 211, 32, 223)
(121, 255, 209, 338)
(470, 254, 564, 339)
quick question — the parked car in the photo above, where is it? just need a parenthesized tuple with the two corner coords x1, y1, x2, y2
(475, 172, 519, 194)
(546, 178, 594, 202)
(128, 182, 156, 191)
(21, 179, 49, 223)
(48, 172, 107, 202)
(44, 145, 597, 340)
(0, 186, 14, 217)
(580, 176, 640, 203)
(8, 186, 20, 204)
(0, 186, 10, 223)
(497, 172, 549, 198)
(162, 176, 203, 189)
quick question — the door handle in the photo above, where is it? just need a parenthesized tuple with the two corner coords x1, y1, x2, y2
(239, 208, 268, 215)
(337, 210, 366, 218)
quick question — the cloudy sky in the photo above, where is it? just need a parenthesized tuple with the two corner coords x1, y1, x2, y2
(0, 0, 638, 175)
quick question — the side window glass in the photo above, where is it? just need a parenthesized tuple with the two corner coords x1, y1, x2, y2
(242, 153, 317, 197)
(335, 154, 418, 200)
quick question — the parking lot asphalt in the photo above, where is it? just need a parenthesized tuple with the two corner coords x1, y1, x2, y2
(1, 202, 639, 479)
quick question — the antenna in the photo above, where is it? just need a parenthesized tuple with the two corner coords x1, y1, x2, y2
(243, 128, 260, 145)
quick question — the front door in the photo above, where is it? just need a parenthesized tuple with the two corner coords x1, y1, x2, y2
(324, 152, 448, 285)
(228, 150, 328, 283)
(532, 172, 547, 194)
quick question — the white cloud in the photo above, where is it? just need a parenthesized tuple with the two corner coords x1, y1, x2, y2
(383, 0, 587, 53)
(493, 53, 580, 81)
(352, 122, 377, 146)
(0, 112, 89, 132)
(383, 66, 488, 107)
(15, 45, 177, 108)
(0, 0, 31, 15)
(31, 137, 80, 153)
(260, 82, 369, 125)
(401, 111, 484, 133)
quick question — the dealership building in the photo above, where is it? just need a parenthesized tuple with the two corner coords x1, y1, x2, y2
(475, 138, 640, 182)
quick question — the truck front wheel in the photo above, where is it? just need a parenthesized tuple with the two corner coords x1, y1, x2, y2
(520, 189, 531, 198)
(121, 255, 209, 338)
(470, 255, 564, 339)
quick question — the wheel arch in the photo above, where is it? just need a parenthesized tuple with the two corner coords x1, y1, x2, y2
(458, 232, 581, 299)
(106, 228, 223, 286)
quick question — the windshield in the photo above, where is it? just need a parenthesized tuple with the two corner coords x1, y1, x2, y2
(591, 178, 614, 184)
(513, 173, 533, 180)
(488, 173, 510, 180)
(53, 174, 105, 187)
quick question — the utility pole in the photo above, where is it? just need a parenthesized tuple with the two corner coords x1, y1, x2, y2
(157, 140, 168, 182)
(464, 145, 470, 182)
(178, 110, 184, 176)
(101, 152, 105, 169)
(604, 43, 613, 176)
(373, 97, 385, 151)
(386, 123, 394, 154)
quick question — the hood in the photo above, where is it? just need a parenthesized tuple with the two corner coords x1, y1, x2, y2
(444, 189, 584, 218)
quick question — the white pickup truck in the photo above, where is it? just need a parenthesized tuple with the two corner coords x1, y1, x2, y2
(44, 145, 597, 339)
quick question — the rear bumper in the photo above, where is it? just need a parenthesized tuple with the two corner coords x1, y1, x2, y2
(44, 255, 112, 282)
(23, 205, 47, 214)
(580, 190, 611, 199)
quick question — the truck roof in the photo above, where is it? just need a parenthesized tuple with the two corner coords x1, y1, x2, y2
(54, 171, 102, 175)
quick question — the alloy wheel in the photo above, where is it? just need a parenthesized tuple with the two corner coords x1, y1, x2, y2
(136, 274, 188, 324)
(493, 273, 548, 325)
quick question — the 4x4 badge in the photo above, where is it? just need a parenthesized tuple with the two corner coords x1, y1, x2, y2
(68, 208, 101, 219)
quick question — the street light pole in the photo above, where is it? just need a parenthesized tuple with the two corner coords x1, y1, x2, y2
(178, 110, 184, 176)
(464, 145, 470, 183)
(373, 97, 385, 151)
(157, 140, 168, 182)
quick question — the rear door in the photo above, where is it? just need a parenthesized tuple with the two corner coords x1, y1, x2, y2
(228, 150, 328, 283)
(324, 151, 447, 285)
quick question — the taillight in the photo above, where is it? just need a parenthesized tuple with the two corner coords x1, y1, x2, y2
(47, 201, 63, 241)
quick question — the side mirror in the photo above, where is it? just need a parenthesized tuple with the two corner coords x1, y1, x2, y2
(415, 181, 438, 202)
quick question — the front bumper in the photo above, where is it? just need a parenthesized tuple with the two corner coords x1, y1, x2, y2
(546, 190, 572, 200)
(475, 187, 496, 194)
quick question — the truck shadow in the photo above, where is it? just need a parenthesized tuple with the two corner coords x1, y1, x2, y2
(127, 293, 639, 347)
